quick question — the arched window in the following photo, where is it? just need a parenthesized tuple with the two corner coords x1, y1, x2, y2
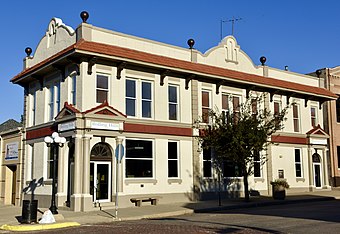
(90, 143, 112, 161)
(312, 152, 321, 163)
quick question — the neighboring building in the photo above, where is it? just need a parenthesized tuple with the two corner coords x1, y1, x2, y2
(0, 119, 23, 206)
(11, 13, 337, 212)
(309, 67, 340, 187)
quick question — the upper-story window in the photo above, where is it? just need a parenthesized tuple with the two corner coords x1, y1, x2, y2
(202, 90, 211, 123)
(310, 106, 317, 127)
(293, 103, 300, 132)
(142, 82, 152, 118)
(336, 97, 340, 123)
(168, 85, 179, 121)
(232, 96, 240, 123)
(30, 91, 36, 126)
(47, 82, 60, 121)
(251, 98, 258, 118)
(96, 74, 109, 103)
(222, 94, 229, 120)
(70, 74, 76, 105)
(125, 78, 153, 118)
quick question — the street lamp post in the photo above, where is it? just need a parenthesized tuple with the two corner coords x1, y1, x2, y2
(44, 132, 66, 215)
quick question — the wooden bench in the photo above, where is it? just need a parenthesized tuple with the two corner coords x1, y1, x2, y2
(130, 197, 159, 207)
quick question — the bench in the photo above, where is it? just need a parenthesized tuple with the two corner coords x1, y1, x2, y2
(130, 197, 159, 207)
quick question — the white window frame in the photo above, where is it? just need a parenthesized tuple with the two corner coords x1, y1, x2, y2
(293, 103, 300, 132)
(295, 148, 303, 178)
(141, 80, 153, 118)
(310, 106, 317, 127)
(70, 74, 77, 105)
(202, 148, 213, 178)
(201, 90, 211, 124)
(125, 78, 154, 119)
(96, 74, 109, 104)
(125, 138, 154, 179)
(168, 85, 179, 121)
(168, 141, 179, 178)
(46, 80, 61, 121)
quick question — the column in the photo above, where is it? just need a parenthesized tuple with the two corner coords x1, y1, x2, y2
(56, 142, 67, 206)
(323, 148, 330, 188)
(71, 135, 83, 211)
(307, 147, 313, 191)
(81, 135, 92, 211)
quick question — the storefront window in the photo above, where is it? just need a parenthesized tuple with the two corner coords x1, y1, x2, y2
(126, 139, 153, 178)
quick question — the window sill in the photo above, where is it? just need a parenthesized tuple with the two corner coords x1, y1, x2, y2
(296, 178, 305, 182)
(125, 179, 157, 185)
(168, 179, 182, 184)
(254, 178, 265, 183)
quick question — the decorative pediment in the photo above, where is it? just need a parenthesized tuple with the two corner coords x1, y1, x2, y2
(306, 124, 329, 137)
(83, 101, 127, 119)
(55, 102, 80, 120)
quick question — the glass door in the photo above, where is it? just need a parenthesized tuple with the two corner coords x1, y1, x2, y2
(90, 162, 111, 203)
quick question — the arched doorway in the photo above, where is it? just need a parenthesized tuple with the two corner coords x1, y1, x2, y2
(312, 151, 322, 188)
(90, 143, 112, 203)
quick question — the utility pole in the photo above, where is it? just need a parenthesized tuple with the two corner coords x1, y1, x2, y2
(220, 17, 242, 39)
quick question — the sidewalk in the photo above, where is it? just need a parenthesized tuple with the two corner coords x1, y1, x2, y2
(1, 190, 340, 232)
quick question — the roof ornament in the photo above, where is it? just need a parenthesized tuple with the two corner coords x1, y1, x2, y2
(187, 39, 195, 49)
(260, 56, 267, 66)
(25, 47, 32, 57)
(80, 11, 89, 23)
(316, 69, 322, 78)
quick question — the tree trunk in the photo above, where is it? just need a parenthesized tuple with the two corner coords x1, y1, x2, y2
(243, 172, 249, 202)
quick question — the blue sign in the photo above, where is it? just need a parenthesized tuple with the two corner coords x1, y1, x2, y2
(115, 144, 125, 161)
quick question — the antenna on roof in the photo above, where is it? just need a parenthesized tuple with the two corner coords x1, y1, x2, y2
(220, 17, 242, 39)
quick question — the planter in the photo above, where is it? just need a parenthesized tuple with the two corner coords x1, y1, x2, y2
(272, 185, 286, 200)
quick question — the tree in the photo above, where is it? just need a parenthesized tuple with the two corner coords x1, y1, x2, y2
(195, 94, 288, 202)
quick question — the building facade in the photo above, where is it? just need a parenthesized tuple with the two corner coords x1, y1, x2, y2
(0, 119, 24, 206)
(11, 13, 336, 211)
(310, 67, 340, 186)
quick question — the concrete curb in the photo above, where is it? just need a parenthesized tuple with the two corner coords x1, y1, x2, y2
(0, 222, 80, 232)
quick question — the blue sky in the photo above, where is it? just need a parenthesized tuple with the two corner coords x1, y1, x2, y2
(1, 0, 339, 123)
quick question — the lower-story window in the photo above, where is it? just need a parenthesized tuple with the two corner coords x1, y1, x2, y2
(125, 139, 153, 178)
(203, 148, 212, 178)
(168, 141, 179, 178)
(254, 151, 261, 177)
(47, 146, 58, 179)
(223, 160, 241, 178)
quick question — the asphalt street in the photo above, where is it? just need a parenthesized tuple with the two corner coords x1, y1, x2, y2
(10, 200, 340, 234)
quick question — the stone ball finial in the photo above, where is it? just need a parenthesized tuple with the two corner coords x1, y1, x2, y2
(80, 11, 89, 23)
(260, 56, 267, 66)
(316, 69, 322, 77)
(25, 47, 32, 57)
(187, 39, 195, 49)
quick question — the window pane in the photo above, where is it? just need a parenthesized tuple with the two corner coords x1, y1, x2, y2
(169, 104, 177, 120)
(168, 160, 178, 177)
(169, 86, 177, 103)
(222, 94, 229, 110)
(202, 91, 209, 107)
(142, 82, 151, 99)
(337, 146, 340, 168)
(126, 80, 136, 98)
(97, 75, 108, 89)
(233, 97, 240, 111)
(96, 90, 108, 103)
(142, 100, 151, 118)
(168, 142, 178, 159)
(274, 102, 280, 115)
(126, 159, 152, 177)
(203, 161, 212, 177)
(294, 119, 299, 132)
(126, 140, 152, 158)
(295, 149, 301, 162)
(295, 164, 302, 177)
(293, 105, 298, 118)
(203, 148, 211, 160)
(126, 99, 136, 116)
(254, 163, 261, 177)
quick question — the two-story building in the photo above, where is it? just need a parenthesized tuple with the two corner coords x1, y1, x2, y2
(11, 12, 337, 211)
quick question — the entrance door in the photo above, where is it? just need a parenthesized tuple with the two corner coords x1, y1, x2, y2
(314, 164, 322, 188)
(9, 166, 17, 205)
(90, 162, 111, 203)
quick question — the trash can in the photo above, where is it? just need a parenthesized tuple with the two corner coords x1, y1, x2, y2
(21, 200, 38, 223)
